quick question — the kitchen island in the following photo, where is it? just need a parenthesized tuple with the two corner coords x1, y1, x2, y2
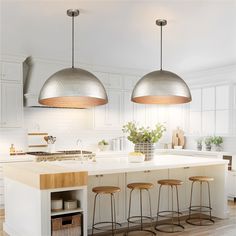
(3, 155, 228, 236)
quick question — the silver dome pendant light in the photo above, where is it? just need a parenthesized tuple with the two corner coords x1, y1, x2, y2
(39, 9, 108, 108)
(131, 19, 191, 104)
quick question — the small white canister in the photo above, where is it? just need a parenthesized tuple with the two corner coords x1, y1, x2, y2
(51, 199, 63, 212)
(64, 200, 78, 210)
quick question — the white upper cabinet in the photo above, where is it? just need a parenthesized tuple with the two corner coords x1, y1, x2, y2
(216, 85, 230, 110)
(202, 87, 215, 111)
(1, 83, 23, 127)
(94, 89, 123, 129)
(123, 91, 134, 124)
(0, 62, 22, 82)
(190, 88, 201, 111)
(93, 71, 123, 89)
(123, 75, 139, 90)
(0, 60, 24, 128)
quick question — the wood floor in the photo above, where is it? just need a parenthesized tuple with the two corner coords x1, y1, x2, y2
(0, 201, 235, 236)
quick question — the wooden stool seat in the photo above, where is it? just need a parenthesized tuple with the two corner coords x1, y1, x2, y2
(189, 176, 214, 182)
(158, 179, 183, 186)
(127, 182, 153, 190)
(92, 186, 121, 194)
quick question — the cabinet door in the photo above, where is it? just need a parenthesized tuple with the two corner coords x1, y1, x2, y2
(215, 110, 229, 134)
(123, 75, 139, 90)
(87, 175, 101, 228)
(190, 89, 201, 111)
(123, 91, 134, 124)
(94, 89, 123, 129)
(1, 82, 23, 127)
(216, 85, 229, 110)
(202, 87, 215, 111)
(126, 169, 168, 217)
(98, 174, 125, 223)
(1, 62, 22, 82)
(227, 172, 236, 197)
(202, 111, 215, 135)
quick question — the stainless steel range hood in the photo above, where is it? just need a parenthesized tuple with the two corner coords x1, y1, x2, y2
(24, 57, 71, 107)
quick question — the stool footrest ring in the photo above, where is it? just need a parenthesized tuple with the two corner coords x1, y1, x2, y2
(157, 210, 183, 218)
(155, 223, 185, 233)
(92, 221, 121, 231)
(127, 215, 154, 224)
(189, 205, 212, 213)
(125, 229, 156, 235)
(186, 217, 215, 226)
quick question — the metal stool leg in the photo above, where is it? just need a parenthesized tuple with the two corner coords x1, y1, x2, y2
(188, 181, 194, 220)
(146, 189, 153, 226)
(155, 184, 184, 233)
(126, 189, 133, 235)
(111, 193, 114, 236)
(207, 181, 214, 222)
(175, 185, 181, 226)
(156, 184, 162, 222)
(186, 180, 215, 226)
(140, 189, 143, 230)
(92, 193, 99, 236)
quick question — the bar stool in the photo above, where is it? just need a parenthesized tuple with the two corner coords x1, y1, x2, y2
(186, 176, 215, 226)
(126, 182, 156, 235)
(155, 179, 185, 233)
(91, 186, 121, 236)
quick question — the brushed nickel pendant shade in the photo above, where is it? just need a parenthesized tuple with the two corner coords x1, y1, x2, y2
(131, 19, 191, 104)
(38, 9, 108, 108)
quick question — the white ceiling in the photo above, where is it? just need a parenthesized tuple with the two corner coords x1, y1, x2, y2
(1, 0, 236, 73)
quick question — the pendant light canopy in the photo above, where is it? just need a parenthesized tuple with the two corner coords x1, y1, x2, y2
(131, 19, 191, 104)
(38, 9, 108, 108)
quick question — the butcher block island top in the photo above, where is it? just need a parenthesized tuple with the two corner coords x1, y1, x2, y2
(4, 162, 88, 189)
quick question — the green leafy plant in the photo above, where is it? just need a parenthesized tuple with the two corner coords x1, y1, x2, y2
(195, 137, 203, 145)
(211, 136, 223, 146)
(122, 122, 166, 144)
(98, 139, 109, 145)
(204, 136, 212, 146)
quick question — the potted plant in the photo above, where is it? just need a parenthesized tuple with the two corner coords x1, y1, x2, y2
(204, 136, 212, 151)
(98, 139, 109, 151)
(195, 137, 203, 151)
(211, 136, 223, 151)
(122, 122, 166, 161)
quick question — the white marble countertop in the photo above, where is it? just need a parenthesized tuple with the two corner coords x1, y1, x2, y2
(0, 154, 35, 163)
(46, 155, 229, 176)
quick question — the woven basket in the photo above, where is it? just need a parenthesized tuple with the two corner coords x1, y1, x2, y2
(134, 143, 155, 161)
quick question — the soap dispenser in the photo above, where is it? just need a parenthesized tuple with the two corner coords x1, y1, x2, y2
(9, 144, 16, 155)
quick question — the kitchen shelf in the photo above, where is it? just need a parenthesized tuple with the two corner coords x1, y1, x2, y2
(51, 208, 83, 216)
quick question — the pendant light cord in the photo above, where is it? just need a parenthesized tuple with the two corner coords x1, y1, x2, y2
(72, 13, 75, 68)
(160, 24, 163, 70)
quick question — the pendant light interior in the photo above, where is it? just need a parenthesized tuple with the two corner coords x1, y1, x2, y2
(131, 19, 192, 104)
(38, 9, 108, 108)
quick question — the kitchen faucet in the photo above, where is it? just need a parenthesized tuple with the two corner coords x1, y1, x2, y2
(76, 139, 84, 161)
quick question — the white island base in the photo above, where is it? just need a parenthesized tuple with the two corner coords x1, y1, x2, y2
(3, 155, 228, 236)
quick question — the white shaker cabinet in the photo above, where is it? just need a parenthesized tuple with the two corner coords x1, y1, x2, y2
(1, 83, 23, 127)
(126, 169, 169, 217)
(0, 62, 22, 82)
(0, 60, 24, 128)
(94, 89, 123, 130)
(87, 174, 125, 228)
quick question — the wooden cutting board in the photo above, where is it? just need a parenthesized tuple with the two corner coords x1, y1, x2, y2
(172, 127, 185, 148)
